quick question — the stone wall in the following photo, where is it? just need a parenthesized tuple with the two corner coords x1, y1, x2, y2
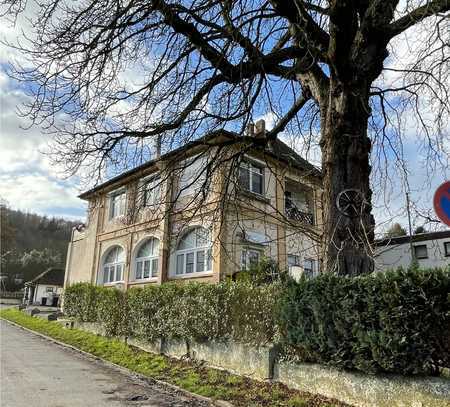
(67, 323, 450, 406)
(275, 361, 450, 407)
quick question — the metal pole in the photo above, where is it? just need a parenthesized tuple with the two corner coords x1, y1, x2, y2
(405, 192, 415, 263)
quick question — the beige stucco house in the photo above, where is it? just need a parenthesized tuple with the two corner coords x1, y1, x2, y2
(64, 123, 323, 289)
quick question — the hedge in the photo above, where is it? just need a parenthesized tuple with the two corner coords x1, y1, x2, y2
(64, 281, 280, 344)
(278, 267, 450, 375)
(64, 267, 449, 375)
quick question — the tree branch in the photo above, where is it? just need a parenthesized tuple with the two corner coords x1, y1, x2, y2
(266, 92, 311, 140)
(387, 0, 450, 39)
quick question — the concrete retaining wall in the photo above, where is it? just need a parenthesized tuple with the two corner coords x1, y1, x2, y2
(0, 298, 21, 305)
(189, 340, 276, 380)
(127, 337, 162, 354)
(72, 321, 108, 337)
(65, 321, 450, 406)
(275, 361, 450, 407)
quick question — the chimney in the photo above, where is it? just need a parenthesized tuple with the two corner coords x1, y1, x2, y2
(155, 135, 162, 159)
(254, 119, 266, 138)
(246, 123, 255, 137)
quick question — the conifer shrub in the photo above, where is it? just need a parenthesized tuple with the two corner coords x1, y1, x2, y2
(278, 267, 450, 375)
(63, 267, 450, 375)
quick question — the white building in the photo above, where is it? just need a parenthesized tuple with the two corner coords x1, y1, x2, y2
(374, 230, 450, 271)
(23, 268, 64, 306)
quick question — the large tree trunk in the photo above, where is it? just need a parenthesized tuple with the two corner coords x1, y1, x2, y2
(321, 77, 375, 275)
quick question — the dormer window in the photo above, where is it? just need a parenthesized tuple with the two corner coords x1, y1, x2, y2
(110, 190, 126, 219)
(239, 161, 264, 195)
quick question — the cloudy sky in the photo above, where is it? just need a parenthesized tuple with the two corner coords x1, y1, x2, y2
(0, 3, 448, 231)
(0, 67, 86, 220)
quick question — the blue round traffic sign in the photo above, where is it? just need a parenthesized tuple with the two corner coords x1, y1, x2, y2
(433, 181, 450, 226)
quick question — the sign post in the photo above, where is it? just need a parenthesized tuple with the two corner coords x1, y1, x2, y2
(433, 181, 450, 227)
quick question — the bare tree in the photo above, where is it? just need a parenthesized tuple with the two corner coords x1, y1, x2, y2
(1, 0, 449, 275)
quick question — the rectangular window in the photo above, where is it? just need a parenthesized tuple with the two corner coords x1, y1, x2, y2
(206, 249, 212, 271)
(303, 259, 315, 278)
(285, 188, 314, 224)
(196, 250, 205, 273)
(143, 260, 151, 278)
(46, 287, 54, 293)
(143, 177, 161, 207)
(444, 242, 450, 257)
(241, 248, 261, 270)
(176, 254, 184, 275)
(186, 252, 195, 273)
(110, 191, 126, 219)
(151, 258, 158, 277)
(174, 248, 212, 276)
(414, 244, 428, 259)
(103, 267, 109, 284)
(116, 264, 123, 281)
(136, 262, 143, 279)
(238, 165, 250, 190)
(287, 254, 301, 267)
(251, 166, 263, 194)
(109, 267, 115, 282)
(238, 161, 264, 195)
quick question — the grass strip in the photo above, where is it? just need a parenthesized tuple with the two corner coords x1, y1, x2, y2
(0, 308, 347, 407)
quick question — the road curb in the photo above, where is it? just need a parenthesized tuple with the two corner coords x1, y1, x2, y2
(1, 317, 233, 407)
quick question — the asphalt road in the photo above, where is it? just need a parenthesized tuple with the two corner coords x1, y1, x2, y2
(0, 320, 211, 407)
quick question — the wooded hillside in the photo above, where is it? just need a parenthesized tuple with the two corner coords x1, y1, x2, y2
(0, 204, 81, 290)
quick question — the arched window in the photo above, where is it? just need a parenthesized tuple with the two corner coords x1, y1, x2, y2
(134, 238, 159, 280)
(175, 227, 212, 275)
(103, 246, 125, 284)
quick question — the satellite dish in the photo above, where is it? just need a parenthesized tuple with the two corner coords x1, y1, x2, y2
(336, 189, 367, 218)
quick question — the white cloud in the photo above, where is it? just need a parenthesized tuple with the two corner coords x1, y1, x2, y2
(0, 65, 86, 219)
(0, 173, 83, 218)
(0, 1, 447, 230)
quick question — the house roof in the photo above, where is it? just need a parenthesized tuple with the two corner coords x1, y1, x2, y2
(25, 268, 65, 287)
(375, 229, 450, 247)
(79, 130, 321, 199)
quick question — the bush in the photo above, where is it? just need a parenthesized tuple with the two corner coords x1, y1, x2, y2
(63, 282, 102, 322)
(64, 281, 280, 345)
(234, 257, 281, 285)
(278, 267, 450, 375)
(64, 267, 449, 375)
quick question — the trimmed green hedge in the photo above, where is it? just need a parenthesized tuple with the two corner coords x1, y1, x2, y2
(64, 281, 280, 344)
(278, 267, 450, 375)
(64, 267, 450, 375)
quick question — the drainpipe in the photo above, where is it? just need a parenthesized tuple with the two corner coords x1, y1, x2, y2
(405, 192, 415, 265)
(155, 135, 162, 159)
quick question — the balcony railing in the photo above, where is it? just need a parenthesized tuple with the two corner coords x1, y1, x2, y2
(286, 205, 314, 225)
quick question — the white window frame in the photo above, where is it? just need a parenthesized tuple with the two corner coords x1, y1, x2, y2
(102, 246, 125, 284)
(142, 176, 161, 207)
(109, 190, 126, 219)
(134, 238, 159, 281)
(238, 160, 264, 195)
(241, 247, 262, 270)
(172, 227, 212, 278)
